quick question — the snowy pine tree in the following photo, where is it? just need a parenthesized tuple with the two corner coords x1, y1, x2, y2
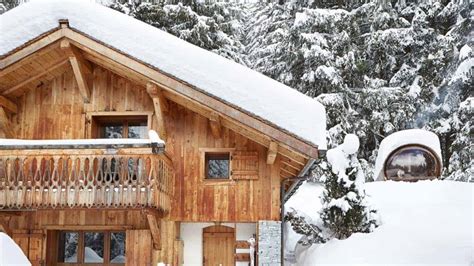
(319, 134, 379, 239)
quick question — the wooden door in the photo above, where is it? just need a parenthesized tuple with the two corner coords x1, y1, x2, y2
(203, 226, 235, 266)
(125, 230, 152, 266)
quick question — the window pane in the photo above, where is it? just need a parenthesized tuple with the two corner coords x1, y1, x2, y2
(110, 232, 126, 263)
(58, 232, 78, 263)
(84, 232, 104, 263)
(128, 122, 147, 139)
(100, 125, 123, 139)
(206, 153, 230, 179)
(385, 146, 438, 181)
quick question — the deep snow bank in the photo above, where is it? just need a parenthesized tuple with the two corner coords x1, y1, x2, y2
(288, 180, 473, 265)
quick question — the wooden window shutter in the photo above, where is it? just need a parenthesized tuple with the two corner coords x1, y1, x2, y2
(126, 229, 152, 266)
(231, 151, 259, 180)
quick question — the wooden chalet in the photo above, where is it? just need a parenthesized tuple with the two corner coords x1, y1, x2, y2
(0, 1, 326, 265)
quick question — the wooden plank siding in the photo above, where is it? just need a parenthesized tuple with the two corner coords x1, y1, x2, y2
(9, 65, 286, 222)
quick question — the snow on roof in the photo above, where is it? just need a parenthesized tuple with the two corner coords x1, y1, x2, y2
(374, 129, 442, 179)
(0, 232, 31, 266)
(292, 180, 474, 265)
(0, 0, 327, 150)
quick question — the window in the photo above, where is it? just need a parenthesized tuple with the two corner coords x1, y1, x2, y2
(95, 117, 148, 139)
(384, 145, 440, 181)
(205, 152, 230, 179)
(57, 231, 126, 264)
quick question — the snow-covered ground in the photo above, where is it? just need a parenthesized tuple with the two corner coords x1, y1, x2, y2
(286, 180, 474, 265)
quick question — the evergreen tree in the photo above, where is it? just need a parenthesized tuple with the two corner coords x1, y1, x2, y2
(319, 134, 379, 239)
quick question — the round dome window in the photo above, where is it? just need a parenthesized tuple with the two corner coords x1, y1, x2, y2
(384, 145, 441, 181)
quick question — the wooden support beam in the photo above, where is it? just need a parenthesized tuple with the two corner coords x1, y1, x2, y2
(208, 112, 222, 138)
(0, 107, 13, 138)
(60, 39, 92, 103)
(146, 82, 169, 112)
(267, 141, 278, 165)
(146, 213, 161, 250)
(147, 82, 167, 140)
(0, 96, 17, 114)
(3, 58, 69, 96)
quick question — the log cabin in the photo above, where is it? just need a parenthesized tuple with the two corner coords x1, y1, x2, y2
(0, 1, 326, 265)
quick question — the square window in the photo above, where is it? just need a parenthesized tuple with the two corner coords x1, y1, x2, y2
(57, 232, 79, 263)
(205, 153, 230, 179)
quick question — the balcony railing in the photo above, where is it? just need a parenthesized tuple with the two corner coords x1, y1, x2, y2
(0, 135, 174, 212)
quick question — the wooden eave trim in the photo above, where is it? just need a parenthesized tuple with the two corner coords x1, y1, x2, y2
(0, 27, 319, 159)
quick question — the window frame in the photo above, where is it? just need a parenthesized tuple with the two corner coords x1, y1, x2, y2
(57, 230, 126, 266)
(383, 144, 441, 181)
(86, 111, 153, 139)
(200, 148, 235, 183)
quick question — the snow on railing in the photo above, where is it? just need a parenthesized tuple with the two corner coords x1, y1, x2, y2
(0, 130, 165, 154)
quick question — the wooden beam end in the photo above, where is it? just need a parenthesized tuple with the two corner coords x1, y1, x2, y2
(267, 141, 278, 165)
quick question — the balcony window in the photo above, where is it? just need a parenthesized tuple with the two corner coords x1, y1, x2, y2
(94, 116, 148, 139)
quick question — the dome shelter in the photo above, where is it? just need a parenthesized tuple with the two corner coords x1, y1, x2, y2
(374, 129, 442, 181)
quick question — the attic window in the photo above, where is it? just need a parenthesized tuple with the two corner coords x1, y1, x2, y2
(205, 152, 230, 179)
(384, 145, 440, 181)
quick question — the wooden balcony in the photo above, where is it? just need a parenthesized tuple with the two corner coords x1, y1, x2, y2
(0, 139, 174, 213)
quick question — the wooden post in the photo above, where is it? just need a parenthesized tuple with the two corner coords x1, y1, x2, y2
(267, 141, 278, 165)
(60, 39, 92, 103)
(147, 82, 168, 140)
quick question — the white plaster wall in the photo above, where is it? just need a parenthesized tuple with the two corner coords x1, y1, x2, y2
(180, 222, 256, 266)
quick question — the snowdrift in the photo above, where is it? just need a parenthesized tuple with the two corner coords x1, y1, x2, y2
(287, 180, 474, 265)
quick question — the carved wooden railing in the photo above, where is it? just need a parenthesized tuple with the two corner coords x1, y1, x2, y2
(0, 149, 174, 212)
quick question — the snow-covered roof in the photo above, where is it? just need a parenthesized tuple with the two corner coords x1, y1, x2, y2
(0, 0, 327, 150)
(374, 129, 442, 179)
(0, 232, 31, 266)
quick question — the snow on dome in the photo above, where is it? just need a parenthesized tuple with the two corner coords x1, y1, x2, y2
(374, 129, 442, 180)
(0, 0, 327, 150)
(0, 232, 31, 266)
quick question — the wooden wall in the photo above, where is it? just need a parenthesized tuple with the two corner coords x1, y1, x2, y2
(0, 210, 180, 265)
(10, 65, 282, 223)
